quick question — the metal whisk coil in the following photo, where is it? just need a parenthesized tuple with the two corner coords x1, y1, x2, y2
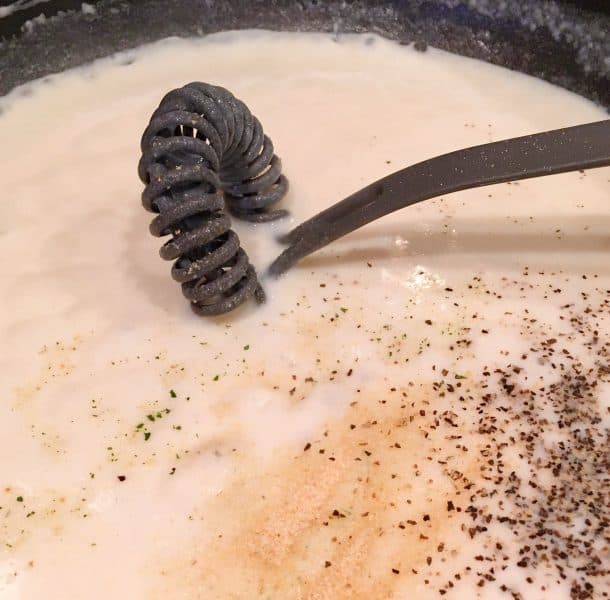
(138, 82, 288, 316)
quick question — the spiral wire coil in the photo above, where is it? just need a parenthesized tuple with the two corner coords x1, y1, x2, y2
(138, 82, 288, 316)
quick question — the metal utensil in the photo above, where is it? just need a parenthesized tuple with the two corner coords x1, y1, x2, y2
(269, 119, 610, 276)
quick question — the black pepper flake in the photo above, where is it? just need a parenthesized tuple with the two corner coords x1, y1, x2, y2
(117, 475, 126, 482)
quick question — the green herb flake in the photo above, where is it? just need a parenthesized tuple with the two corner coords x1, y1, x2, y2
(213, 375, 220, 381)
(16, 496, 23, 503)
(144, 432, 151, 441)
(340, 307, 348, 313)
(135, 423, 144, 429)
(146, 414, 155, 422)
(169, 389, 177, 398)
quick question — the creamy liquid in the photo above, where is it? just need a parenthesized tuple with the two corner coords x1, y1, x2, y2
(0, 31, 608, 600)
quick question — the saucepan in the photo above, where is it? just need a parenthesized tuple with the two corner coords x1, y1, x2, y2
(1, 2, 608, 598)
(1, 0, 608, 107)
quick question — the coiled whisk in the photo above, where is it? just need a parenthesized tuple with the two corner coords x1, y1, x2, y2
(138, 82, 289, 316)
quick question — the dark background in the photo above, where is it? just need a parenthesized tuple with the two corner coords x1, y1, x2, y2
(0, 0, 608, 106)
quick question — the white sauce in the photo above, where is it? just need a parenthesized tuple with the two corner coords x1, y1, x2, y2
(0, 31, 608, 599)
